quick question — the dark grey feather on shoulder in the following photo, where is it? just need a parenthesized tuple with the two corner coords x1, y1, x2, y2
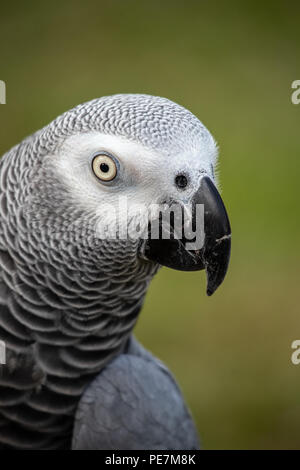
(72, 337, 200, 450)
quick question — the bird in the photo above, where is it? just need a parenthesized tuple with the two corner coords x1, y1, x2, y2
(0, 94, 231, 449)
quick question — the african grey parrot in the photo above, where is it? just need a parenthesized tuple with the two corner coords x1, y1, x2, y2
(0, 94, 231, 449)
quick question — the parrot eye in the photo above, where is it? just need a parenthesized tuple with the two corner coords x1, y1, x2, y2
(92, 154, 117, 182)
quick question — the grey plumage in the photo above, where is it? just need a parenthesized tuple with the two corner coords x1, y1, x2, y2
(0, 94, 229, 449)
(72, 337, 200, 450)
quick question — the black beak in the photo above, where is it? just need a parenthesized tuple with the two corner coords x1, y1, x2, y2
(142, 176, 231, 296)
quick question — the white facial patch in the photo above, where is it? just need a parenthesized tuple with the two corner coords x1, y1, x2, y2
(50, 130, 218, 234)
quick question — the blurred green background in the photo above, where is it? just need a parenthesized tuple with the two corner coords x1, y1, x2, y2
(0, 0, 299, 449)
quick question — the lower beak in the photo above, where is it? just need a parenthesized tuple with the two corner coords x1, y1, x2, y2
(142, 176, 231, 296)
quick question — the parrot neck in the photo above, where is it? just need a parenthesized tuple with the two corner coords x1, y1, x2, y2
(0, 158, 160, 448)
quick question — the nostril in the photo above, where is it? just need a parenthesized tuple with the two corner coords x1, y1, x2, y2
(175, 173, 188, 190)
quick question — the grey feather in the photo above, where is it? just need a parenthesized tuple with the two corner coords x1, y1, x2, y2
(72, 337, 200, 450)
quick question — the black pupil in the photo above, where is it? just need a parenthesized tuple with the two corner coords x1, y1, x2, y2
(100, 163, 110, 173)
(175, 174, 188, 189)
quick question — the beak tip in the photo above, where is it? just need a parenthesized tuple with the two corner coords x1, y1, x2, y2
(205, 235, 231, 297)
(206, 281, 218, 297)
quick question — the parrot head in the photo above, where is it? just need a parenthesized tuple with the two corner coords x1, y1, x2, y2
(23, 94, 231, 296)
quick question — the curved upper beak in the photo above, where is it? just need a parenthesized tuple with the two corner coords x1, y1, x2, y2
(142, 176, 231, 296)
